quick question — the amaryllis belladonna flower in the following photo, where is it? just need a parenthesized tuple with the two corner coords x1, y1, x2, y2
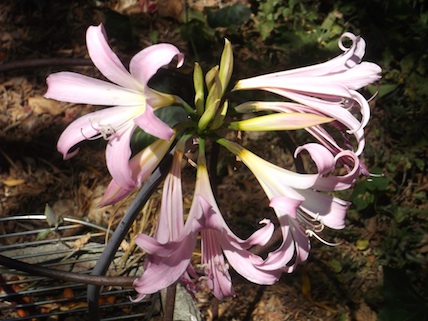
(218, 139, 359, 272)
(133, 142, 279, 300)
(234, 33, 382, 156)
(45, 24, 184, 191)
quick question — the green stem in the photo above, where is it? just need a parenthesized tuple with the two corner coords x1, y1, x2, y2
(176, 97, 197, 116)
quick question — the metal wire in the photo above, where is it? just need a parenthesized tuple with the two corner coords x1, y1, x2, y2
(0, 215, 152, 320)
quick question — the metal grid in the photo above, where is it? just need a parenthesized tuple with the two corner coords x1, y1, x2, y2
(0, 215, 152, 320)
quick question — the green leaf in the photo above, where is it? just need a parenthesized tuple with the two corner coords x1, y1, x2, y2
(328, 259, 343, 273)
(368, 83, 399, 98)
(207, 4, 251, 28)
(44, 203, 63, 228)
(379, 267, 428, 321)
(365, 175, 390, 192)
(356, 239, 369, 251)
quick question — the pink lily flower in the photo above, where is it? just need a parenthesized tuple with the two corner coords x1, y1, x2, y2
(44, 24, 184, 190)
(133, 145, 279, 300)
(99, 137, 174, 206)
(219, 139, 358, 271)
(234, 33, 382, 155)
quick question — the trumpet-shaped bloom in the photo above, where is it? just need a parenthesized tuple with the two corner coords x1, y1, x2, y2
(99, 137, 174, 206)
(229, 112, 332, 132)
(45, 24, 184, 190)
(234, 33, 382, 155)
(219, 139, 358, 271)
(133, 149, 279, 300)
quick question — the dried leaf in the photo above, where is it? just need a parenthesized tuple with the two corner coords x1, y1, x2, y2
(28, 96, 63, 115)
(301, 266, 312, 301)
(2, 178, 25, 186)
(72, 232, 91, 250)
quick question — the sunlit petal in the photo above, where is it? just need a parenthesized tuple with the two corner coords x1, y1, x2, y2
(130, 43, 184, 86)
(86, 24, 143, 91)
(45, 72, 145, 106)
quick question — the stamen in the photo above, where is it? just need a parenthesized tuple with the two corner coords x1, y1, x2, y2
(186, 156, 198, 168)
(367, 87, 379, 103)
(338, 33, 356, 52)
(213, 256, 229, 274)
(80, 118, 118, 141)
(297, 209, 324, 233)
(341, 98, 356, 110)
(196, 263, 209, 270)
(367, 172, 384, 181)
(305, 229, 342, 246)
(99, 124, 117, 140)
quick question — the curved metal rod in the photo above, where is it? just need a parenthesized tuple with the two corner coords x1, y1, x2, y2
(0, 254, 134, 286)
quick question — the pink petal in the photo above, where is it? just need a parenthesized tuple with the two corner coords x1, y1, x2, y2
(221, 243, 281, 284)
(45, 72, 145, 106)
(134, 106, 174, 140)
(190, 163, 283, 286)
(237, 33, 366, 81)
(133, 235, 196, 296)
(98, 179, 133, 207)
(99, 138, 172, 206)
(331, 62, 382, 90)
(86, 24, 143, 91)
(295, 143, 335, 175)
(201, 229, 234, 299)
(235, 219, 274, 248)
(313, 150, 361, 191)
(156, 151, 185, 243)
(287, 220, 310, 268)
(299, 189, 349, 229)
(128, 138, 173, 188)
(135, 233, 192, 256)
(254, 220, 297, 271)
(57, 106, 138, 159)
(130, 43, 184, 86)
(269, 196, 303, 219)
(105, 122, 135, 188)
(350, 90, 371, 131)
(268, 88, 367, 154)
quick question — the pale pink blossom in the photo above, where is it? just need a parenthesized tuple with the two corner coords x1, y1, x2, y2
(99, 137, 174, 206)
(234, 33, 382, 155)
(45, 24, 184, 190)
(219, 139, 358, 271)
(133, 146, 278, 300)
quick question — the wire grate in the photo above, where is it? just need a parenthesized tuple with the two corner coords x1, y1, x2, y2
(0, 215, 153, 321)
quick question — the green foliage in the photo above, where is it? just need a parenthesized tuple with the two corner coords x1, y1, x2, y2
(180, 11, 216, 58)
(379, 267, 428, 321)
(349, 170, 389, 212)
(254, 0, 347, 55)
(207, 3, 251, 29)
(180, 4, 251, 59)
